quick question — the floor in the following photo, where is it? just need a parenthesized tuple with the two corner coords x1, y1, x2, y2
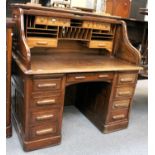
(6, 80, 148, 155)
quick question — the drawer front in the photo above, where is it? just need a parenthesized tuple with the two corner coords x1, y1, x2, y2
(117, 73, 137, 85)
(33, 78, 62, 92)
(83, 21, 111, 31)
(88, 41, 113, 52)
(48, 17, 70, 26)
(26, 38, 57, 48)
(109, 109, 128, 123)
(29, 123, 59, 140)
(31, 93, 62, 109)
(67, 72, 113, 83)
(114, 87, 134, 99)
(113, 99, 130, 109)
(35, 16, 48, 25)
(30, 108, 60, 126)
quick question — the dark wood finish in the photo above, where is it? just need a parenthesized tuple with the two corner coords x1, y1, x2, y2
(11, 4, 141, 151)
(6, 18, 15, 138)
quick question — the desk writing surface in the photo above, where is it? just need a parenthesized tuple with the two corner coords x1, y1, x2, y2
(23, 53, 141, 74)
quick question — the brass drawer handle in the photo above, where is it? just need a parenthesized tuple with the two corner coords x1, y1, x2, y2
(114, 103, 129, 108)
(37, 83, 57, 88)
(118, 91, 131, 96)
(36, 114, 54, 121)
(98, 74, 109, 78)
(98, 44, 105, 47)
(120, 78, 133, 82)
(36, 42, 48, 45)
(37, 99, 56, 105)
(75, 76, 86, 80)
(112, 114, 125, 120)
(36, 128, 53, 136)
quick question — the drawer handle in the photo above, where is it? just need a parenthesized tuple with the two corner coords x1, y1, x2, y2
(118, 91, 131, 96)
(112, 114, 125, 120)
(98, 74, 109, 78)
(120, 78, 133, 82)
(37, 83, 57, 88)
(36, 128, 53, 136)
(98, 44, 105, 47)
(75, 76, 86, 80)
(37, 99, 56, 105)
(36, 114, 54, 121)
(114, 103, 129, 108)
(36, 42, 48, 45)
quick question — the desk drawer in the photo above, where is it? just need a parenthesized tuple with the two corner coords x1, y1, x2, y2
(88, 41, 113, 52)
(29, 123, 58, 140)
(114, 87, 134, 99)
(26, 38, 57, 48)
(117, 73, 137, 85)
(31, 93, 62, 109)
(67, 72, 113, 83)
(30, 108, 60, 126)
(113, 99, 130, 109)
(48, 17, 70, 26)
(33, 78, 62, 92)
(109, 109, 128, 123)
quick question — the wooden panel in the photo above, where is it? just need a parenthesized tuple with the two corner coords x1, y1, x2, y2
(33, 78, 62, 92)
(48, 18, 70, 26)
(26, 38, 57, 48)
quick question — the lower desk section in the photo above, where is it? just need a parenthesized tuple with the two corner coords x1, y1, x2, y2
(11, 65, 138, 151)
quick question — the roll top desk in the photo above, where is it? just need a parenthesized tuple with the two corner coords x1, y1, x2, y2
(11, 4, 141, 151)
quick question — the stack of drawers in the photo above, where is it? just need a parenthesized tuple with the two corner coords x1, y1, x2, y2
(27, 76, 64, 149)
(106, 72, 137, 131)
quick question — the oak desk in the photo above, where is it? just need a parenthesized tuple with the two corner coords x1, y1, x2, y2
(11, 4, 141, 151)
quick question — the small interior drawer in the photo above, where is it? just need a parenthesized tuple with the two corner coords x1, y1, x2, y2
(26, 38, 57, 48)
(82, 21, 111, 31)
(117, 73, 137, 85)
(30, 108, 60, 125)
(108, 109, 128, 123)
(88, 40, 113, 52)
(33, 78, 62, 92)
(114, 87, 134, 99)
(48, 17, 70, 26)
(35, 16, 48, 25)
(29, 123, 59, 140)
(113, 99, 130, 109)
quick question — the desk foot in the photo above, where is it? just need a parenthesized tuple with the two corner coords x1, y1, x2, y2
(6, 125, 12, 138)
(103, 121, 129, 133)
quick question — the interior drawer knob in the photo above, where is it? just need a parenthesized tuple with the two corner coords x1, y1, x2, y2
(37, 99, 56, 105)
(36, 128, 53, 136)
(112, 114, 125, 120)
(36, 114, 54, 121)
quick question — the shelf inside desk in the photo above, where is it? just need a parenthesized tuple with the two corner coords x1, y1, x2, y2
(26, 53, 141, 74)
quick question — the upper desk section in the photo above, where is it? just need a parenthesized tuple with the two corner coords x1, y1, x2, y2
(11, 4, 141, 73)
